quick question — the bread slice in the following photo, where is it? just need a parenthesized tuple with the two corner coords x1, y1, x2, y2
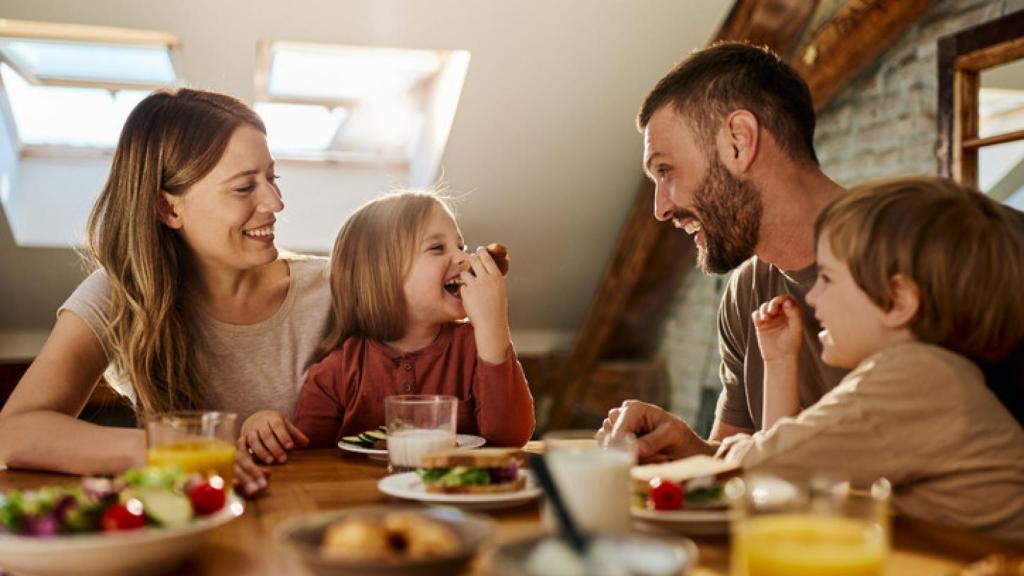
(630, 455, 740, 492)
(419, 448, 519, 469)
(423, 474, 525, 494)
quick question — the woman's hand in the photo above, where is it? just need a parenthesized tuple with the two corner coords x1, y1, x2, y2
(237, 410, 310, 465)
(460, 246, 511, 364)
(752, 295, 804, 363)
(234, 446, 269, 497)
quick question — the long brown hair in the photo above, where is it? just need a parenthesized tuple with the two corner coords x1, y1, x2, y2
(86, 88, 266, 414)
(316, 191, 451, 358)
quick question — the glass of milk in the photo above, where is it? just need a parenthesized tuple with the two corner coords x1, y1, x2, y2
(542, 429, 637, 535)
(384, 395, 458, 473)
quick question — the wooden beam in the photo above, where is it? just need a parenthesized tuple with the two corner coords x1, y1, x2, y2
(717, 0, 819, 59)
(792, 0, 934, 109)
(602, 223, 694, 359)
(546, 180, 665, 428)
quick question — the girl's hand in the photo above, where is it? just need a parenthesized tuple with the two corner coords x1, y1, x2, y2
(460, 246, 511, 364)
(238, 410, 310, 465)
(752, 295, 804, 363)
(234, 445, 270, 498)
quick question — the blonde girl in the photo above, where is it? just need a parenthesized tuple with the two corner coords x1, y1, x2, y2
(256, 191, 534, 449)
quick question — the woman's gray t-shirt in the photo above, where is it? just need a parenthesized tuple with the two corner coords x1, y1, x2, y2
(59, 257, 331, 421)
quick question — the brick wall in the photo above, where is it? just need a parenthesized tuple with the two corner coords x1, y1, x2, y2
(658, 270, 727, 430)
(816, 0, 1024, 186)
(657, 0, 1023, 435)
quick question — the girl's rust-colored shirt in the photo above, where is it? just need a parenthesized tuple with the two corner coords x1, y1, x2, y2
(293, 323, 535, 448)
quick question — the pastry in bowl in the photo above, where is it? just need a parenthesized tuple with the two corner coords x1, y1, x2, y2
(275, 505, 494, 576)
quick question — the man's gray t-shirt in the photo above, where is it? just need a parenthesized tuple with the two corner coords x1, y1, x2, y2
(716, 256, 849, 431)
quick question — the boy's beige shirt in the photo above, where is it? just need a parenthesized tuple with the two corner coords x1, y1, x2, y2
(719, 341, 1024, 546)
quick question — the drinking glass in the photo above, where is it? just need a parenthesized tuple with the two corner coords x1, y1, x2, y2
(729, 474, 891, 576)
(384, 394, 458, 473)
(145, 411, 237, 485)
(542, 429, 637, 534)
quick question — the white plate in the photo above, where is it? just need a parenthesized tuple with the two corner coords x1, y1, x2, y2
(0, 494, 244, 576)
(631, 506, 735, 536)
(338, 434, 487, 461)
(378, 470, 541, 510)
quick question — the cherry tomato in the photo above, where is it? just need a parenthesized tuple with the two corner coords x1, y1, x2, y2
(648, 477, 684, 511)
(188, 476, 227, 516)
(101, 500, 146, 531)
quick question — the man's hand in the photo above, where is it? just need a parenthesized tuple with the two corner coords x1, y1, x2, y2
(238, 410, 310, 465)
(597, 400, 712, 463)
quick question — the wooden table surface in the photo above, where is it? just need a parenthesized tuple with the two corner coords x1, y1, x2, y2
(0, 447, 1015, 575)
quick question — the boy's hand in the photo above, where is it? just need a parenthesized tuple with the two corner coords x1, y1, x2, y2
(238, 410, 310, 465)
(752, 295, 804, 363)
(460, 246, 511, 364)
(234, 446, 269, 498)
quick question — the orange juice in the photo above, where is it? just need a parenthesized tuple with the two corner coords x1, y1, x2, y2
(735, 514, 886, 576)
(147, 439, 235, 485)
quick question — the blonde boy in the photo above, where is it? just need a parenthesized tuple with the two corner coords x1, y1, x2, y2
(724, 176, 1024, 544)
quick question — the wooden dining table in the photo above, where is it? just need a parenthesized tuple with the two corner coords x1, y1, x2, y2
(0, 446, 1016, 576)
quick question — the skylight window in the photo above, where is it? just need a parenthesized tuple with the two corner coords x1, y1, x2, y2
(0, 20, 179, 150)
(255, 41, 470, 166)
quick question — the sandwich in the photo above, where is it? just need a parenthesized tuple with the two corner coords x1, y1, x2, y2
(417, 448, 524, 494)
(631, 455, 740, 511)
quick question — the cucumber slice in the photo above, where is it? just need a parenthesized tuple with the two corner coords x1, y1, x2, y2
(378, 425, 388, 433)
(341, 435, 365, 445)
(364, 430, 387, 441)
(133, 488, 193, 528)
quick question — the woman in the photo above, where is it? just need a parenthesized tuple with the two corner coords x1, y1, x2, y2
(0, 89, 329, 495)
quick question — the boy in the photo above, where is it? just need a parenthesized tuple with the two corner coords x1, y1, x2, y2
(724, 176, 1024, 545)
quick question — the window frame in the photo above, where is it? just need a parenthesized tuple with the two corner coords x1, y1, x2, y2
(0, 19, 180, 156)
(253, 39, 449, 167)
(938, 9, 1024, 187)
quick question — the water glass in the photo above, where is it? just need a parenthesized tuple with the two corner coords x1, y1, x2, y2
(542, 429, 637, 535)
(145, 411, 237, 485)
(384, 394, 458, 473)
(729, 474, 891, 576)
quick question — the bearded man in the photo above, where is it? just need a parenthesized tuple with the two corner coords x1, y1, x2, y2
(600, 42, 848, 462)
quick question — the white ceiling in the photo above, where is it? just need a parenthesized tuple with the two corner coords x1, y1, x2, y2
(0, 0, 731, 355)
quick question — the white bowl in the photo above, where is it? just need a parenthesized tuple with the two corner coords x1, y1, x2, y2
(0, 494, 244, 576)
(488, 533, 698, 576)
(275, 505, 495, 576)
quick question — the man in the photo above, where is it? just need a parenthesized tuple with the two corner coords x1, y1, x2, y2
(598, 42, 848, 462)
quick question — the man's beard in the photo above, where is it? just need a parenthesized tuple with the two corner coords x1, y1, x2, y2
(692, 154, 763, 274)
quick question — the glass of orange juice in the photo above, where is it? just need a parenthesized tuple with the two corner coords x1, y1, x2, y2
(146, 411, 237, 486)
(728, 474, 891, 576)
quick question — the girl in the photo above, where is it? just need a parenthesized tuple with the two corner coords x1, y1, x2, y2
(272, 190, 535, 448)
(736, 176, 1024, 543)
(0, 89, 328, 496)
